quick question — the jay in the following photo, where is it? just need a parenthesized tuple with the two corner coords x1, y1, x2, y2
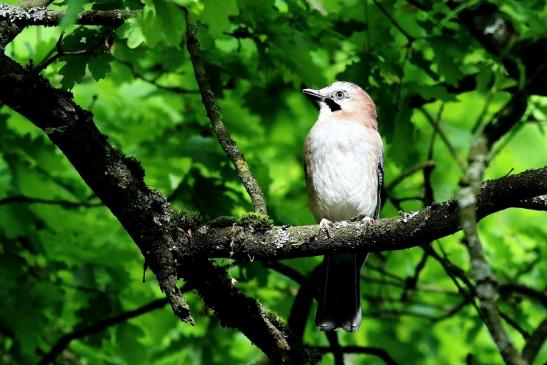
(303, 81, 384, 332)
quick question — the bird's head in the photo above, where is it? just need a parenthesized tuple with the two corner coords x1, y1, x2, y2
(303, 81, 377, 129)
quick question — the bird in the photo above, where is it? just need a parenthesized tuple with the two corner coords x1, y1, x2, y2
(303, 81, 384, 332)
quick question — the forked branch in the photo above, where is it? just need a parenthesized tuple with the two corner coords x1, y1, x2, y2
(184, 9, 268, 216)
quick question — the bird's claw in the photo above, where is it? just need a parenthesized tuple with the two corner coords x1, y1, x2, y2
(319, 218, 334, 239)
(361, 216, 374, 232)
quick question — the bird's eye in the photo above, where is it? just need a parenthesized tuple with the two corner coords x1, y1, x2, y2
(334, 91, 346, 100)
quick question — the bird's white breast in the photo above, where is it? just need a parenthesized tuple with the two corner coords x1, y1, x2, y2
(305, 119, 382, 222)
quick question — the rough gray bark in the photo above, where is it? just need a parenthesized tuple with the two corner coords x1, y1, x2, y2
(0, 0, 52, 48)
(1, 3, 545, 363)
(177, 167, 546, 260)
(0, 52, 314, 365)
(0, 3, 137, 27)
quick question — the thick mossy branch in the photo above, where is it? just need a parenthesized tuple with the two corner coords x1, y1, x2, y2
(176, 166, 547, 260)
(0, 3, 138, 27)
(179, 257, 316, 364)
(0, 52, 194, 323)
(184, 9, 268, 216)
(0, 0, 53, 48)
(0, 47, 311, 365)
(207, 212, 273, 231)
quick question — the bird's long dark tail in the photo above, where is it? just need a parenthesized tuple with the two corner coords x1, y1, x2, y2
(315, 253, 366, 332)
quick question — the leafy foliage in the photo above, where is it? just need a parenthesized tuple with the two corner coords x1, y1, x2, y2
(0, 0, 546, 364)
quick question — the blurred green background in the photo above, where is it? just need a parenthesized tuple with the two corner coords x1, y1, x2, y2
(0, 0, 546, 364)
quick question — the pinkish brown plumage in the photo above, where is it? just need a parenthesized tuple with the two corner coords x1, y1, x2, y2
(303, 81, 384, 332)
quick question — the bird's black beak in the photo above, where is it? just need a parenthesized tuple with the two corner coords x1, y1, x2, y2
(302, 88, 324, 102)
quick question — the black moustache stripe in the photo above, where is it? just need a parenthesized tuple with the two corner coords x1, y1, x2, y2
(325, 98, 341, 112)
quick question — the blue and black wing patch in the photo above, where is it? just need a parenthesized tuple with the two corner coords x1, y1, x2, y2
(374, 152, 384, 218)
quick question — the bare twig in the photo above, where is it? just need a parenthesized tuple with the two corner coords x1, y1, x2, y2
(371, 0, 415, 41)
(427, 245, 483, 318)
(37, 296, 170, 365)
(522, 319, 547, 364)
(499, 310, 530, 339)
(423, 104, 439, 205)
(324, 331, 344, 365)
(366, 263, 406, 283)
(362, 273, 461, 296)
(313, 345, 398, 365)
(489, 121, 526, 161)
(385, 160, 436, 194)
(184, 9, 268, 216)
(115, 57, 199, 94)
(419, 107, 466, 171)
(281, 263, 321, 341)
(499, 282, 547, 306)
(0, 195, 102, 208)
(430, 298, 472, 322)
(401, 250, 429, 301)
(471, 90, 494, 134)
(34, 32, 95, 72)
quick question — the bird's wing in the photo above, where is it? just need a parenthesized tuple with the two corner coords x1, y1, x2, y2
(303, 139, 310, 188)
(374, 151, 384, 219)
(303, 136, 319, 221)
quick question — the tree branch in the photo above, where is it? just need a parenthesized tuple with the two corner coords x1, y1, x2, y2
(457, 93, 528, 365)
(0, 52, 194, 326)
(371, 0, 415, 41)
(522, 319, 547, 364)
(0, 195, 102, 208)
(385, 160, 435, 194)
(499, 283, 547, 306)
(177, 166, 547, 260)
(177, 258, 317, 364)
(324, 331, 344, 365)
(0, 4, 137, 27)
(0, 48, 312, 365)
(313, 345, 398, 365)
(0, 0, 53, 48)
(37, 297, 169, 365)
(114, 57, 200, 94)
(408, 74, 479, 108)
(184, 9, 268, 216)
(419, 106, 466, 171)
(285, 263, 320, 340)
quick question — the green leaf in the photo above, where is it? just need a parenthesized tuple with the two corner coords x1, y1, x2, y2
(155, 0, 185, 46)
(60, 0, 88, 28)
(59, 56, 87, 89)
(116, 323, 147, 364)
(119, 19, 146, 49)
(140, 0, 163, 48)
(88, 53, 113, 81)
(202, 0, 239, 36)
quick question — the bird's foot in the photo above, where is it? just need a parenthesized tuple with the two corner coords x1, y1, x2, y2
(319, 218, 334, 239)
(361, 216, 374, 232)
